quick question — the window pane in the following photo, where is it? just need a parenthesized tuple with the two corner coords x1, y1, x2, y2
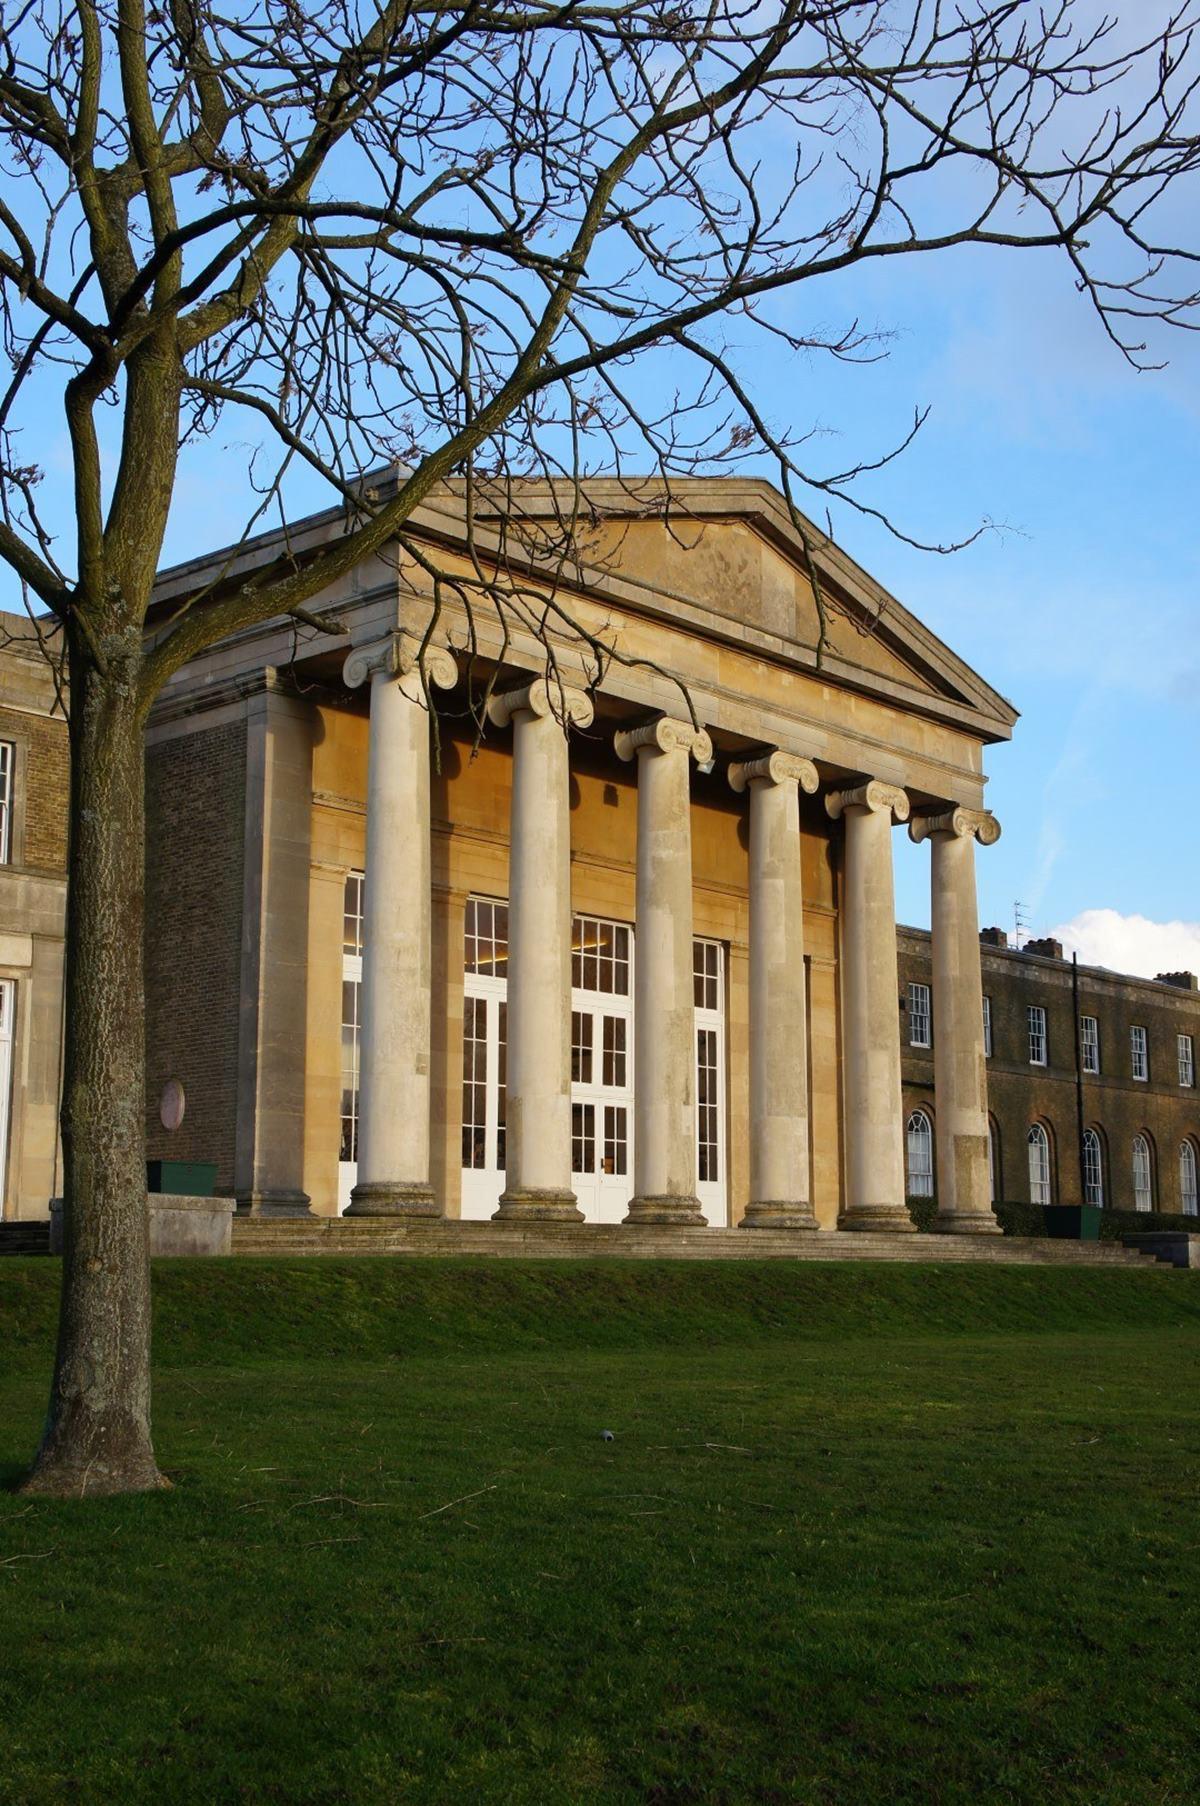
(906, 1110, 934, 1198)
(461, 997, 487, 1170)
(601, 1015, 626, 1089)
(1028, 1125, 1051, 1206)
(496, 1002, 507, 1169)
(572, 1103, 595, 1176)
(571, 1010, 593, 1083)
(603, 1105, 627, 1177)
(697, 1028, 719, 1182)
(1132, 1136, 1152, 1209)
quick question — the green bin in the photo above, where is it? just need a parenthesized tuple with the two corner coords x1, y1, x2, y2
(1043, 1204, 1103, 1241)
(147, 1160, 217, 1197)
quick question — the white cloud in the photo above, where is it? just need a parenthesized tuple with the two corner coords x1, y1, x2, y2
(1049, 908, 1200, 981)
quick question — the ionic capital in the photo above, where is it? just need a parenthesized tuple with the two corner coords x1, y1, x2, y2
(487, 676, 595, 732)
(825, 779, 910, 824)
(343, 632, 457, 694)
(909, 806, 1001, 847)
(728, 749, 819, 795)
(614, 714, 712, 766)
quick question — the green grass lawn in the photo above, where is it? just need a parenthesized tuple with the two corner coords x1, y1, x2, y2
(2, 1259, 1199, 1805)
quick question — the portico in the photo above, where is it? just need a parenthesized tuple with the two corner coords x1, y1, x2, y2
(333, 646, 1001, 1236)
(143, 476, 1017, 1234)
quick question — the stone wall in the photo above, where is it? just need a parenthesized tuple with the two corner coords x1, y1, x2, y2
(144, 719, 247, 1191)
(0, 626, 69, 1219)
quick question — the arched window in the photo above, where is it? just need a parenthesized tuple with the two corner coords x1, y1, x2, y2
(1132, 1134, 1153, 1212)
(1180, 1141, 1198, 1217)
(1082, 1129, 1104, 1208)
(906, 1109, 934, 1198)
(1028, 1123, 1051, 1206)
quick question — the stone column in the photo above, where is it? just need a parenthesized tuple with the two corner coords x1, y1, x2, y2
(232, 678, 314, 1217)
(615, 715, 712, 1226)
(825, 780, 914, 1232)
(488, 677, 594, 1222)
(729, 749, 820, 1229)
(342, 633, 456, 1215)
(910, 805, 1002, 1233)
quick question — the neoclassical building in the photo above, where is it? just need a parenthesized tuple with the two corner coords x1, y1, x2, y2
(142, 476, 1017, 1233)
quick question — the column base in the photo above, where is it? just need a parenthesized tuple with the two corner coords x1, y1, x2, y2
(740, 1201, 819, 1231)
(493, 1188, 584, 1224)
(345, 1181, 441, 1218)
(234, 1189, 312, 1219)
(931, 1209, 1003, 1236)
(623, 1194, 708, 1228)
(837, 1205, 918, 1234)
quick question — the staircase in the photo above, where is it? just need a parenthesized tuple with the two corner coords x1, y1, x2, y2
(232, 1217, 1164, 1267)
(0, 1220, 52, 1256)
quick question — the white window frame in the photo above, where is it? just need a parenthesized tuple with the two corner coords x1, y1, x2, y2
(1180, 1141, 1198, 1217)
(1132, 1134, 1153, 1211)
(1082, 1128, 1104, 1208)
(907, 982, 931, 1049)
(0, 741, 12, 865)
(906, 1108, 934, 1198)
(1080, 1015, 1100, 1075)
(1027, 1123, 1051, 1206)
(982, 995, 992, 1059)
(1130, 1025, 1148, 1082)
(1027, 1005, 1047, 1067)
(1178, 1034, 1194, 1089)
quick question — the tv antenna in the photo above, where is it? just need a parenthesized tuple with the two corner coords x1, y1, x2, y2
(1013, 900, 1031, 950)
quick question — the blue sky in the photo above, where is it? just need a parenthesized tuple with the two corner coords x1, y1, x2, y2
(8, 134, 1198, 978)
(748, 239, 1200, 974)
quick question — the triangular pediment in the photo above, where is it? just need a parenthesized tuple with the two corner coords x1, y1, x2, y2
(472, 479, 1017, 740)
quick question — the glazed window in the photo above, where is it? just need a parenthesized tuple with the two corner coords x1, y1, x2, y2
(1027, 1123, 1051, 1205)
(1132, 1134, 1153, 1211)
(1080, 1016, 1100, 1075)
(0, 741, 13, 864)
(1082, 1129, 1104, 1208)
(982, 995, 993, 1058)
(908, 983, 931, 1049)
(1027, 1005, 1047, 1067)
(906, 1109, 934, 1198)
(1178, 1035, 1194, 1089)
(340, 871, 364, 1162)
(1180, 1142, 1198, 1217)
(1130, 1025, 1148, 1082)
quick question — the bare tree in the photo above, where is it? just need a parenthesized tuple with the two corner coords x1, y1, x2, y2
(2, 0, 1198, 1495)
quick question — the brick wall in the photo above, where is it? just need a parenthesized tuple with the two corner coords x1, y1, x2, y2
(144, 720, 246, 1189)
(900, 927, 1200, 1213)
(0, 704, 68, 872)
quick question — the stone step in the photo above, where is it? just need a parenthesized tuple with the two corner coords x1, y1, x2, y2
(230, 1220, 1161, 1268)
(0, 1221, 52, 1256)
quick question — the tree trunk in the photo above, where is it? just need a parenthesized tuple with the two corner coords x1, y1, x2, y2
(21, 626, 167, 1497)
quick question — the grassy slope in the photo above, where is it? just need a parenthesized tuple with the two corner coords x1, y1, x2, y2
(1, 1260, 1198, 1806)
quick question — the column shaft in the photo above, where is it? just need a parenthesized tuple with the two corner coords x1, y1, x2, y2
(731, 751, 819, 1228)
(916, 807, 1002, 1233)
(344, 637, 455, 1216)
(827, 781, 914, 1232)
(616, 717, 711, 1226)
(490, 680, 591, 1221)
